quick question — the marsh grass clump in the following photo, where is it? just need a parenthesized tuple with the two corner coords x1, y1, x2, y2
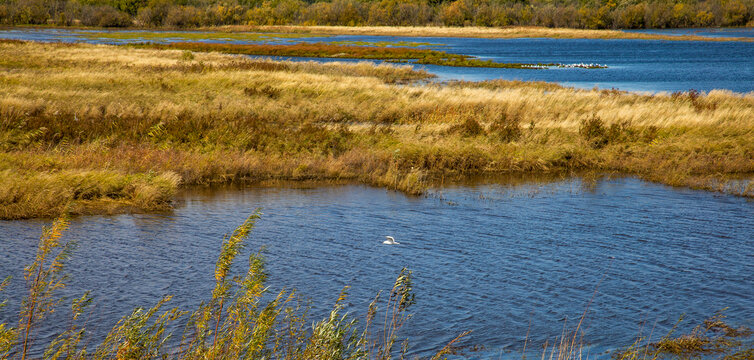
(653, 312, 753, 357)
(672, 89, 719, 113)
(578, 115, 648, 149)
(0, 278, 14, 357)
(489, 112, 522, 142)
(0, 213, 474, 359)
(613, 310, 753, 360)
(415, 54, 561, 69)
(579, 114, 610, 149)
(244, 84, 280, 98)
(448, 117, 485, 137)
(180, 50, 195, 61)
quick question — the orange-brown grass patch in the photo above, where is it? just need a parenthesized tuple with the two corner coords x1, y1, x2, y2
(1, 40, 753, 219)
(134, 41, 441, 59)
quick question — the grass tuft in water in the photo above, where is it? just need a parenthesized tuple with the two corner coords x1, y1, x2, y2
(613, 310, 753, 360)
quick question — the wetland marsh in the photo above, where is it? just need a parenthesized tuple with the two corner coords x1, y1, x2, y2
(2, 27, 754, 92)
(1, 26, 753, 360)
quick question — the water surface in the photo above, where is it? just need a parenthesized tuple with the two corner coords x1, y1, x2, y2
(625, 27, 754, 38)
(1, 177, 752, 358)
(2, 28, 753, 93)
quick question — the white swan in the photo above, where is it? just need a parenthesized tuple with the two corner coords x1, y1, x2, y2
(383, 236, 400, 245)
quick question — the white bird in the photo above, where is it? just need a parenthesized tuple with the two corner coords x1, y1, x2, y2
(383, 236, 400, 245)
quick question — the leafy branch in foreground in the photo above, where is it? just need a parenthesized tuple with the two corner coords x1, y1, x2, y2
(19, 216, 77, 360)
(44, 291, 93, 360)
(0, 276, 16, 358)
(0, 211, 471, 359)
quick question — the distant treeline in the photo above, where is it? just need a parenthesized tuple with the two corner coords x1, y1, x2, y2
(0, 0, 752, 29)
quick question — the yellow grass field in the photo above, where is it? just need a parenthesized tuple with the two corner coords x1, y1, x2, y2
(1, 40, 753, 219)
(211, 25, 754, 42)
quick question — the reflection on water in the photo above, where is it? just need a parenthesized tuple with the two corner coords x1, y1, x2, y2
(1, 28, 753, 93)
(624, 27, 754, 38)
(1, 176, 752, 358)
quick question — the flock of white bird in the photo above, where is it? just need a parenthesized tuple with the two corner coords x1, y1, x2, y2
(559, 63, 608, 69)
(520, 63, 608, 69)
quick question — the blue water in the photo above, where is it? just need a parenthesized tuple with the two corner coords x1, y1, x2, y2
(625, 27, 754, 38)
(1, 28, 753, 93)
(1, 177, 753, 358)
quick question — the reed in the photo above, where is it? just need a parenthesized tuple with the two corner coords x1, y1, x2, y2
(15, 217, 75, 360)
(0, 214, 470, 359)
(1, 40, 753, 219)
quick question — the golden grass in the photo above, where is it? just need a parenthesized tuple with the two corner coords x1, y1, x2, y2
(2, 214, 448, 359)
(210, 25, 754, 42)
(1, 40, 753, 218)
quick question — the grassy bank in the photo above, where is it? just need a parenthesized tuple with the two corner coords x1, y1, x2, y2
(213, 25, 754, 42)
(132, 42, 592, 69)
(6, 25, 754, 43)
(1, 40, 753, 219)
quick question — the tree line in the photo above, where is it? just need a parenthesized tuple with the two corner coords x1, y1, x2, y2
(1, 0, 752, 29)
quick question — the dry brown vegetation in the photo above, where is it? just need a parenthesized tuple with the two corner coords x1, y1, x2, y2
(614, 311, 754, 360)
(134, 41, 441, 60)
(212, 25, 754, 42)
(133, 41, 572, 69)
(1, 40, 753, 219)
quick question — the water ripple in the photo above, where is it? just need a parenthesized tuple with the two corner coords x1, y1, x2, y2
(0, 178, 752, 358)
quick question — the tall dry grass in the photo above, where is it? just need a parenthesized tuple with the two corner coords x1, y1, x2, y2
(210, 25, 754, 42)
(0, 214, 474, 359)
(1, 40, 753, 219)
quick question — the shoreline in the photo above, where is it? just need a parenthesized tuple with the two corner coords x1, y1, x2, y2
(208, 25, 754, 42)
(8, 171, 751, 221)
(2, 24, 753, 42)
